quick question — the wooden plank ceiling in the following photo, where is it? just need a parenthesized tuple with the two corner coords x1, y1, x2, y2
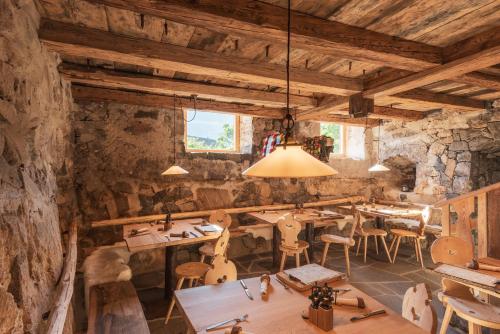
(38, 0, 500, 124)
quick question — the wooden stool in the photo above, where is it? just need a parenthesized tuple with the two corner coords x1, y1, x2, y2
(440, 297, 500, 334)
(199, 210, 232, 263)
(277, 214, 310, 272)
(320, 208, 358, 276)
(389, 206, 431, 268)
(354, 212, 391, 263)
(165, 262, 210, 324)
(402, 283, 437, 333)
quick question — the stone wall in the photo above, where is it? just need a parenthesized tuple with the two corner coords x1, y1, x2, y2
(377, 107, 500, 202)
(0, 0, 76, 332)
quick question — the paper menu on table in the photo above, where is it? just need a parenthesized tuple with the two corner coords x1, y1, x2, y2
(284, 264, 344, 285)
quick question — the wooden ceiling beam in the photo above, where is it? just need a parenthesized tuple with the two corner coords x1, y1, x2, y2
(306, 116, 380, 127)
(59, 63, 316, 109)
(71, 85, 285, 119)
(39, 19, 361, 96)
(84, 0, 442, 71)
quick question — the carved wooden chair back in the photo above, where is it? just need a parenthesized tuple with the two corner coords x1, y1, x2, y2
(430, 236, 473, 266)
(213, 228, 230, 257)
(402, 283, 437, 334)
(347, 207, 360, 240)
(204, 254, 237, 285)
(209, 209, 232, 229)
(277, 213, 301, 250)
(354, 210, 370, 235)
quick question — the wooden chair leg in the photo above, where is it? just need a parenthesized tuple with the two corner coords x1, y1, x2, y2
(439, 304, 453, 334)
(389, 236, 396, 253)
(416, 239, 424, 269)
(380, 236, 392, 263)
(188, 278, 194, 288)
(279, 252, 287, 272)
(165, 277, 185, 325)
(200, 254, 206, 263)
(295, 253, 300, 268)
(344, 245, 351, 276)
(392, 236, 401, 263)
(363, 236, 368, 263)
(304, 248, 310, 264)
(374, 235, 379, 255)
(468, 323, 481, 334)
(356, 236, 362, 256)
(414, 239, 420, 263)
(321, 243, 330, 266)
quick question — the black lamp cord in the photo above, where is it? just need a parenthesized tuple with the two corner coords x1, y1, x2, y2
(173, 95, 177, 165)
(282, 0, 294, 148)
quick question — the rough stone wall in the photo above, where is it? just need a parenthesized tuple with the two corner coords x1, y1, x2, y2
(377, 107, 500, 202)
(0, 0, 75, 332)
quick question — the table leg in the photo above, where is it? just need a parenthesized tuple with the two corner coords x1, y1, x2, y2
(164, 246, 177, 300)
(305, 222, 314, 261)
(273, 225, 281, 269)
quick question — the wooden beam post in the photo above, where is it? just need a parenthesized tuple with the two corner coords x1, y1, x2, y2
(349, 93, 374, 118)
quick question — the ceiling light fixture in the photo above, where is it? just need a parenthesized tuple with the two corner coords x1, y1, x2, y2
(368, 119, 390, 172)
(242, 0, 338, 178)
(162, 95, 189, 176)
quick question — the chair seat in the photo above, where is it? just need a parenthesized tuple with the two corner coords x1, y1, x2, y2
(447, 297, 500, 328)
(198, 243, 215, 256)
(280, 240, 309, 253)
(391, 228, 422, 238)
(358, 228, 387, 237)
(320, 234, 355, 247)
(175, 262, 211, 279)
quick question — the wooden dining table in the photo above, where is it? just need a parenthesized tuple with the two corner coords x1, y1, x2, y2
(338, 204, 422, 229)
(247, 209, 345, 267)
(123, 218, 220, 300)
(175, 276, 428, 334)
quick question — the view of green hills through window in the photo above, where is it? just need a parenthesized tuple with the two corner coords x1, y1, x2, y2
(186, 110, 236, 151)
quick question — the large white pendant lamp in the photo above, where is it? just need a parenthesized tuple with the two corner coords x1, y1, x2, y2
(162, 95, 189, 176)
(368, 119, 390, 172)
(242, 0, 338, 178)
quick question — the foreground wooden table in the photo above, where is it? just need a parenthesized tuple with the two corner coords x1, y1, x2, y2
(175, 276, 427, 334)
(248, 209, 344, 267)
(123, 218, 220, 299)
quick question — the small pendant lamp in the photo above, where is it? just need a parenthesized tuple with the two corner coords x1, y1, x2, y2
(242, 0, 338, 178)
(162, 95, 189, 176)
(368, 119, 390, 172)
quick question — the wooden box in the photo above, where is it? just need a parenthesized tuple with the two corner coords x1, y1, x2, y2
(309, 306, 333, 331)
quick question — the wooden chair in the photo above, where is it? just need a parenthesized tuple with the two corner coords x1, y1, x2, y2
(389, 206, 431, 268)
(320, 208, 358, 276)
(402, 283, 437, 334)
(278, 213, 310, 272)
(165, 229, 230, 325)
(439, 298, 500, 334)
(354, 211, 392, 263)
(199, 210, 232, 263)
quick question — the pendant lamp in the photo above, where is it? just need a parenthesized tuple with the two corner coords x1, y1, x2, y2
(162, 95, 189, 176)
(242, 0, 337, 178)
(368, 119, 390, 172)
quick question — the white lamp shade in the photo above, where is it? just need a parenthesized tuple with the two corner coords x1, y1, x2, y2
(242, 145, 338, 178)
(161, 165, 189, 176)
(368, 163, 390, 172)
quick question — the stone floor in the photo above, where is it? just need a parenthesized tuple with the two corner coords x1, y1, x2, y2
(137, 240, 465, 334)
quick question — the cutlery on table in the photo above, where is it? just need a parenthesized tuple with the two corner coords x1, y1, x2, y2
(350, 309, 386, 322)
(206, 314, 248, 331)
(189, 231, 199, 238)
(240, 280, 254, 300)
(273, 277, 291, 291)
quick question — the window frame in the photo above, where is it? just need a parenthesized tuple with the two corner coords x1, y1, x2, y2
(184, 109, 241, 153)
(320, 122, 348, 157)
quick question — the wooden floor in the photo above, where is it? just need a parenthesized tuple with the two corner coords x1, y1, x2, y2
(132, 241, 464, 334)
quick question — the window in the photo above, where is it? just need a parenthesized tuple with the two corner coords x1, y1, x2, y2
(185, 109, 240, 153)
(320, 123, 346, 155)
(320, 122, 365, 159)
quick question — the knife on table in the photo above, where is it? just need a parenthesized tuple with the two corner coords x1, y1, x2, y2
(240, 280, 254, 300)
(350, 309, 386, 321)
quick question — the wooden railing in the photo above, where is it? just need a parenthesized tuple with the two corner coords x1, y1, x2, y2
(91, 195, 365, 228)
(434, 182, 500, 259)
(46, 221, 78, 334)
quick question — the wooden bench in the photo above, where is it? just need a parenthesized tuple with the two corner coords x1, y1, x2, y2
(87, 281, 149, 334)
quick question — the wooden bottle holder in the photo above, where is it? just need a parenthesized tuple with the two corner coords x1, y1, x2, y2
(309, 306, 333, 331)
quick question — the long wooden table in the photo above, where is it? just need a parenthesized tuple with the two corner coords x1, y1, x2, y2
(175, 276, 428, 334)
(123, 218, 220, 300)
(247, 209, 345, 267)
